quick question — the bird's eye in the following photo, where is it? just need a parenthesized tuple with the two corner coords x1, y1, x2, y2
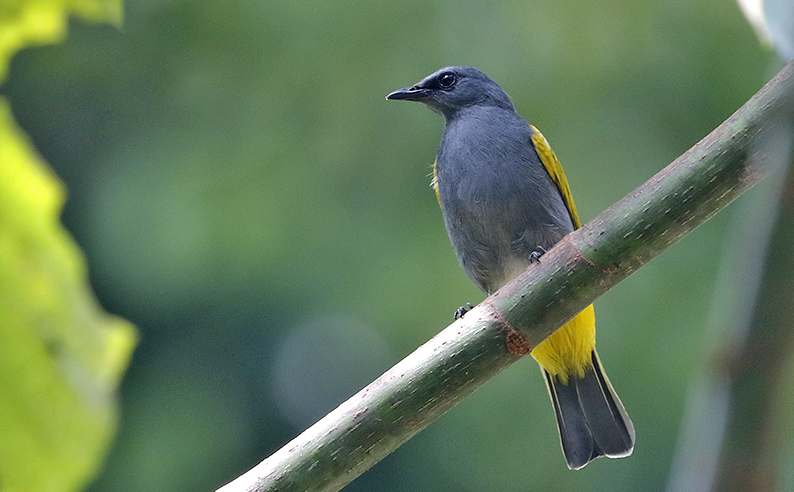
(438, 72, 457, 89)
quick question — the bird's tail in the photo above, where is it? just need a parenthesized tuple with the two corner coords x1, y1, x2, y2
(543, 350, 635, 470)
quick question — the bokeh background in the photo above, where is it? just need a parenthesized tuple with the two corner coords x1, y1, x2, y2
(1, 0, 788, 490)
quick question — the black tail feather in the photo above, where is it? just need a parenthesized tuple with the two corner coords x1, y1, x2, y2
(543, 350, 635, 469)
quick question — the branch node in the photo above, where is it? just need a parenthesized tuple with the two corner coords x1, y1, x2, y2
(487, 303, 531, 356)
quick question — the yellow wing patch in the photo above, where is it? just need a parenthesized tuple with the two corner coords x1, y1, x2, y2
(431, 159, 441, 207)
(529, 125, 595, 381)
(530, 125, 581, 229)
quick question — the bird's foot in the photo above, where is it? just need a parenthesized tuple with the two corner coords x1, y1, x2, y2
(529, 246, 547, 263)
(454, 302, 474, 320)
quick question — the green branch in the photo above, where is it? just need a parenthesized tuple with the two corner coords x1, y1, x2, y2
(217, 60, 794, 492)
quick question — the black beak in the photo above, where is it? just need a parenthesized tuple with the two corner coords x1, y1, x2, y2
(386, 85, 432, 101)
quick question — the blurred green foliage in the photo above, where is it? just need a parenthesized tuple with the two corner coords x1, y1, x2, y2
(0, 0, 787, 490)
(0, 99, 135, 492)
(0, 0, 121, 82)
(0, 2, 135, 491)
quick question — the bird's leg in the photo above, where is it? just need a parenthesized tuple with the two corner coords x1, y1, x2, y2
(529, 245, 547, 263)
(453, 302, 475, 320)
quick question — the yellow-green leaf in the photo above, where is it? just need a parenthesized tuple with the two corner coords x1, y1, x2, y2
(0, 0, 122, 83)
(1, 0, 133, 489)
(0, 95, 136, 490)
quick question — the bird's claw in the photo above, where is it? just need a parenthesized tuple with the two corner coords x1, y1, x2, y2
(454, 302, 475, 320)
(529, 246, 547, 263)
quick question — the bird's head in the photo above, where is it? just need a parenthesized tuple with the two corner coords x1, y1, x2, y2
(387, 66, 514, 119)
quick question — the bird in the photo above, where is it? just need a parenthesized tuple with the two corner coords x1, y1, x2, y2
(387, 66, 635, 469)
